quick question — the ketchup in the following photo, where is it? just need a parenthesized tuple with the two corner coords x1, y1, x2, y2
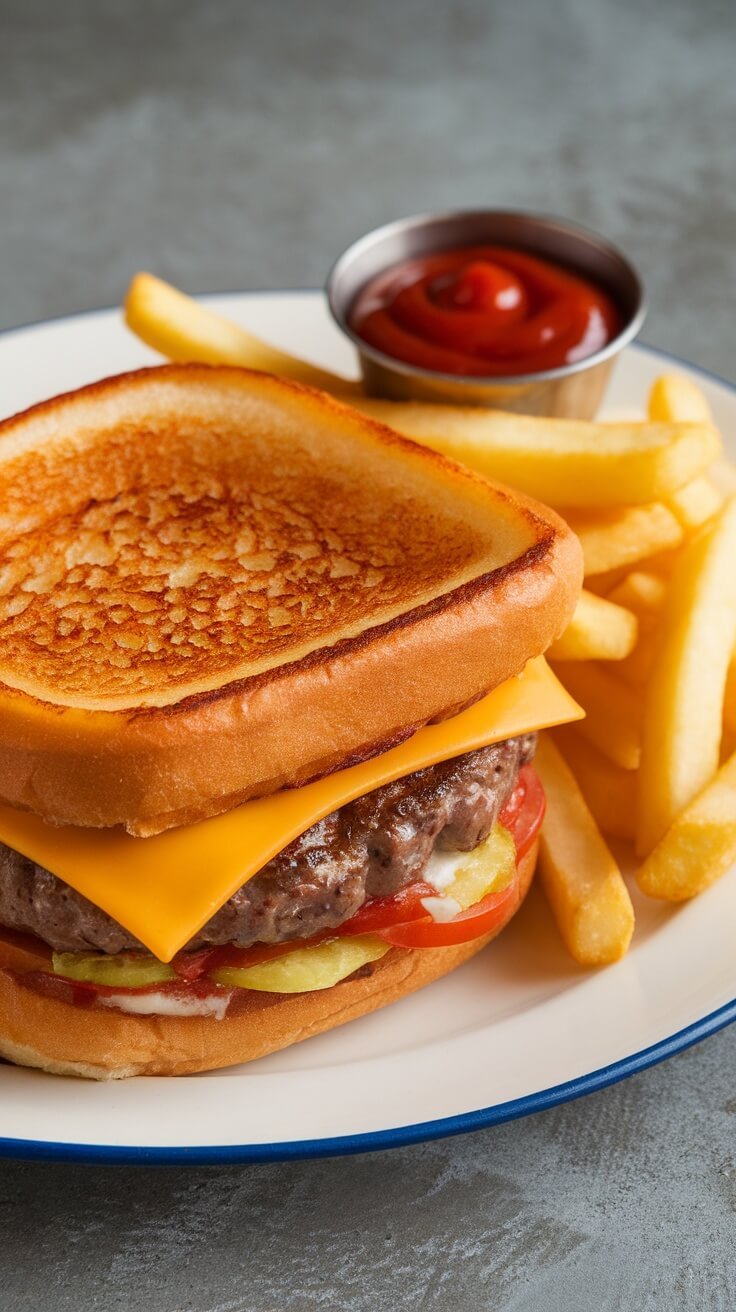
(349, 246, 621, 377)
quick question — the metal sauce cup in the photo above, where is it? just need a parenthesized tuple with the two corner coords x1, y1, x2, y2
(327, 210, 646, 418)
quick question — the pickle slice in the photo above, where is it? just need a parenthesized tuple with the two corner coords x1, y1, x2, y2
(210, 934, 389, 993)
(52, 951, 176, 988)
(449, 823, 517, 910)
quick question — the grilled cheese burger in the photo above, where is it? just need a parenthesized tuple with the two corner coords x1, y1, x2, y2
(0, 366, 582, 1077)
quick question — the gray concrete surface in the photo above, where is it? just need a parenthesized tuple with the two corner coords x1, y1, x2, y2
(1, 0, 736, 1308)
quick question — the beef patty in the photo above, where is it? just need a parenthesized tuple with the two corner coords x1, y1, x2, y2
(0, 734, 536, 956)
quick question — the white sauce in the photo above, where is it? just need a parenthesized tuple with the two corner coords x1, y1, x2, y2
(423, 847, 466, 892)
(98, 990, 231, 1020)
(419, 848, 469, 922)
(420, 895, 463, 924)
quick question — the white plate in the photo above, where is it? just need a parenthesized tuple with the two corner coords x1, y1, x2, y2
(0, 293, 734, 1164)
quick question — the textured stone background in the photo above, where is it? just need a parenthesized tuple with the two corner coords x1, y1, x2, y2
(1, 1, 736, 1308)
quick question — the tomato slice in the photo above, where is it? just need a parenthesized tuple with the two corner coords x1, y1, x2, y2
(379, 881, 518, 948)
(501, 765, 546, 860)
(335, 882, 437, 935)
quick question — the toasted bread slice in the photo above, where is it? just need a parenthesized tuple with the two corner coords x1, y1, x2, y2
(0, 365, 581, 832)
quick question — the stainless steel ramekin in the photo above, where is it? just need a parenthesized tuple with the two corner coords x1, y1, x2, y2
(326, 210, 646, 417)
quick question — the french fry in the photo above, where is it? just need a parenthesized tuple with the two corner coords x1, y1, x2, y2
(649, 376, 724, 527)
(347, 399, 721, 510)
(583, 565, 633, 597)
(550, 661, 642, 769)
(723, 656, 736, 736)
(637, 498, 736, 855)
(606, 577, 662, 690)
(649, 372, 713, 424)
(534, 737, 634, 965)
(547, 589, 637, 662)
(634, 545, 683, 578)
(607, 570, 667, 618)
(667, 476, 723, 530)
(615, 634, 657, 690)
(563, 503, 683, 577)
(124, 272, 360, 395)
(551, 725, 637, 840)
(637, 747, 736, 901)
(712, 456, 736, 496)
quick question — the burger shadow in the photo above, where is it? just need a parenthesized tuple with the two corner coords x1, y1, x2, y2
(484, 881, 584, 989)
(485, 855, 681, 998)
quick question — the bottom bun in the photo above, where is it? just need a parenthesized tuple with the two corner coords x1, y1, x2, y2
(0, 842, 537, 1080)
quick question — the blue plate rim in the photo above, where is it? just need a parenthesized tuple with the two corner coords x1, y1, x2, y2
(2, 997, 736, 1165)
(0, 303, 734, 1165)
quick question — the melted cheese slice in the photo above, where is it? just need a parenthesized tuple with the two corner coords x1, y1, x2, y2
(0, 658, 581, 961)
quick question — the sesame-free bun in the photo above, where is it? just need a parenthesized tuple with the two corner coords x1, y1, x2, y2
(0, 843, 536, 1079)
(0, 366, 580, 833)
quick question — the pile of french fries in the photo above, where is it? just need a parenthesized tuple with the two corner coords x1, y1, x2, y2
(124, 273, 736, 970)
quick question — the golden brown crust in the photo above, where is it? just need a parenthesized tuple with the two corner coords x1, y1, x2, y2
(0, 844, 537, 1078)
(0, 367, 581, 830)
